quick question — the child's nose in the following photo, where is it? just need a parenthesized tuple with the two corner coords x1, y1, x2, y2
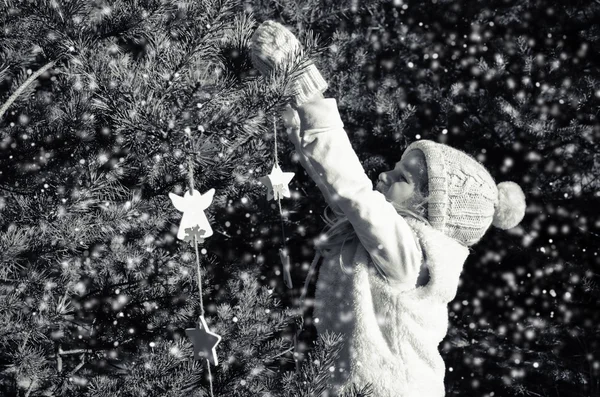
(379, 172, 390, 184)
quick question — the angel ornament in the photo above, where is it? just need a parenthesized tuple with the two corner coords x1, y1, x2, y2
(169, 188, 215, 242)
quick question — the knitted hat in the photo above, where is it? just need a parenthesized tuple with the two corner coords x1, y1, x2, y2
(250, 21, 328, 107)
(401, 140, 526, 247)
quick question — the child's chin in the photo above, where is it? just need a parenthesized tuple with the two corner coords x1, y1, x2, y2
(376, 188, 391, 201)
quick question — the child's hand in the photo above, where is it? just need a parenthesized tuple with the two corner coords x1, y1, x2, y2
(282, 104, 300, 130)
(250, 21, 301, 76)
(250, 21, 328, 107)
(282, 104, 301, 149)
(282, 104, 301, 147)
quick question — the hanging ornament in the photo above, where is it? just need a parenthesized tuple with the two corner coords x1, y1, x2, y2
(186, 315, 222, 365)
(259, 115, 303, 373)
(169, 188, 215, 241)
(259, 114, 295, 202)
(259, 116, 296, 289)
(169, 134, 220, 396)
(259, 163, 295, 201)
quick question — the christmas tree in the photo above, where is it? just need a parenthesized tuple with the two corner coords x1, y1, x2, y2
(1, 0, 599, 396)
(0, 1, 353, 395)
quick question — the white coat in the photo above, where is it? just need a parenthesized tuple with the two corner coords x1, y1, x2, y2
(288, 98, 469, 396)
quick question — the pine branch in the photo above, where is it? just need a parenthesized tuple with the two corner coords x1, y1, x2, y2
(0, 59, 56, 121)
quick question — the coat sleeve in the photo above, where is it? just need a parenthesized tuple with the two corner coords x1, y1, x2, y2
(286, 125, 344, 218)
(295, 97, 422, 284)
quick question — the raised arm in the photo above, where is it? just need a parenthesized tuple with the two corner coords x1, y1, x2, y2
(250, 21, 422, 285)
(282, 105, 344, 218)
(295, 97, 422, 285)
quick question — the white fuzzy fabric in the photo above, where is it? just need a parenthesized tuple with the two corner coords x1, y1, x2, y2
(287, 97, 471, 395)
(313, 217, 469, 396)
(492, 181, 526, 229)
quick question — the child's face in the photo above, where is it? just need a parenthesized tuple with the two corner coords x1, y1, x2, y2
(376, 150, 428, 207)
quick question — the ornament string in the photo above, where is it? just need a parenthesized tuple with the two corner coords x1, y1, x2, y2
(187, 154, 205, 317)
(272, 116, 302, 374)
(192, 235, 205, 318)
(274, 116, 289, 257)
(187, 137, 213, 396)
(273, 115, 279, 166)
(187, 156, 195, 194)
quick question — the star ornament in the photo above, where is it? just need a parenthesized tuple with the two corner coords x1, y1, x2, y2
(259, 163, 294, 201)
(186, 316, 222, 366)
(169, 188, 215, 241)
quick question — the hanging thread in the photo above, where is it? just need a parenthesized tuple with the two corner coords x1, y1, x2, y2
(193, 235, 205, 318)
(273, 116, 303, 373)
(187, 135, 212, 396)
(274, 116, 288, 241)
(273, 117, 292, 290)
(273, 115, 279, 166)
(188, 156, 195, 195)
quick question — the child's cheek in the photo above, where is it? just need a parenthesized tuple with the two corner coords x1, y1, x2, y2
(389, 182, 413, 205)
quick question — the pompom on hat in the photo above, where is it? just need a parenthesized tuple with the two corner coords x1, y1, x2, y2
(401, 140, 526, 247)
(493, 181, 526, 230)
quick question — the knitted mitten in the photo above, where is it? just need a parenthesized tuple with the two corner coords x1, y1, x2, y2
(251, 21, 328, 107)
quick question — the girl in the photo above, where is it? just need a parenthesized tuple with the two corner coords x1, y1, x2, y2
(251, 21, 526, 396)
